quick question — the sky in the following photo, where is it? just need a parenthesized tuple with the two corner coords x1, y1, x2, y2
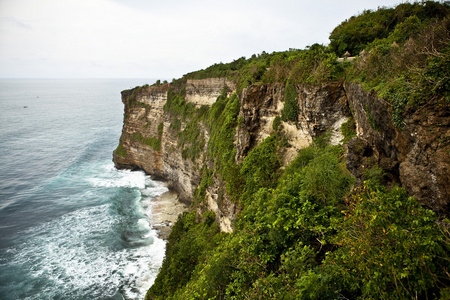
(0, 0, 408, 79)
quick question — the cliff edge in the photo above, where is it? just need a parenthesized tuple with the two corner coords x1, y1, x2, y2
(113, 78, 449, 231)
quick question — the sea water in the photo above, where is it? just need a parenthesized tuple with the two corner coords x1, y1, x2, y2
(0, 79, 166, 299)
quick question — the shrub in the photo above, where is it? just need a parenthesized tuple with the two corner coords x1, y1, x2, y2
(281, 82, 299, 122)
(207, 92, 242, 200)
(157, 122, 164, 136)
(272, 115, 282, 131)
(240, 135, 281, 202)
(327, 184, 450, 299)
(340, 117, 357, 142)
(147, 211, 222, 299)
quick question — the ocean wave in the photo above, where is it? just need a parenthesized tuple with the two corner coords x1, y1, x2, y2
(0, 173, 167, 300)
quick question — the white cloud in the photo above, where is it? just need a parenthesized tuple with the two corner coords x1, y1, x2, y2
(0, 0, 404, 78)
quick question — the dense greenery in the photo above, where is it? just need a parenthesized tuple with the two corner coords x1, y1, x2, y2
(345, 2, 450, 128)
(176, 1, 449, 128)
(148, 138, 449, 299)
(181, 44, 344, 93)
(147, 211, 224, 299)
(144, 2, 450, 299)
(205, 89, 242, 202)
(281, 82, 299, 122)
(164, 88, 209, 161)
(340, 117, 357, 143)
(329, 1, 450, 56)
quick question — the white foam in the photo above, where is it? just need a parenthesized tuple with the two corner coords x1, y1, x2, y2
(137, 218, 151, 231)
(2, 203, 166, 299)
(0, 162, 172, 299)
(90, 170, 147, 189)
(141, 186, 168, 198)
(121, 232, 166, 299)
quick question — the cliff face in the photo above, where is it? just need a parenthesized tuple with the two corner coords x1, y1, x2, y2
(114, 79, 449, 230)
(185, 78, 236, 106)
(345, 83, 449, 215)
(236, 82, 350, 165)
(113, 80, 225, 203)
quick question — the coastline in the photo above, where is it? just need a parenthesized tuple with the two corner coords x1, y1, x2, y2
(150, 190, 189, 240)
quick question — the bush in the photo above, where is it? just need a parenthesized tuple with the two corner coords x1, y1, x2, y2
(272, 115, 282, 131)
(147, 211, 222, 299)
(340, 117, 357, 142)
(281, 82, 299, 122)
(206, 92, 242, 200)
(147, 135, 449, 299)
(144, 3, 450, 299)
(240, 135, 281, 202)
(326, 184, 450, 299)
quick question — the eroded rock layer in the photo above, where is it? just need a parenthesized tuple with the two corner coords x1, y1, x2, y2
(114, 78, 449, 231)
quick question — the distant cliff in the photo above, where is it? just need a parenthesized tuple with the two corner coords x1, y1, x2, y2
(113, 78, 449, 231)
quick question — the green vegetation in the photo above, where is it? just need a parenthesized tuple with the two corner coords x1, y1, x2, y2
(113, 142, 127, 158)
(147, 137, 449, 299)
(365, 104, 380, 132)
(131, 132, 161, 151)
(327, 185, 449, 299)
(164, 88, 196, 119)
(157, 122, 164, 136)
(272, 116, 282, 131)
(164, 88, 210, 162)
(143, 2, 450, 299)
(240, 135, 281, 202)
(147, 211, 223, 299)
(173, 2, 449, 129)
(340, 117, 357, 142)
(343, 2, 450, 128)
(329, 1, 450, 56)
(206, 89, 242, 201)
(281, 82, 299, 122)
(182, 44, 344, 93)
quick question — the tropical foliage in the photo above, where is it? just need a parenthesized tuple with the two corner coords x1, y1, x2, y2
(145, 2, 450, 299)
(147, 138, 449, 299)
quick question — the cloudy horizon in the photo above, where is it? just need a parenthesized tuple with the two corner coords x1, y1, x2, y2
(1, 0, 410, 79)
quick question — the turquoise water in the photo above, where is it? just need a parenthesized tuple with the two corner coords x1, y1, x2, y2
(0, 79, 166, 299)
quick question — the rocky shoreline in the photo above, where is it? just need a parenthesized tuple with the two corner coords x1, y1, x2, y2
(150, 190, 188, 240)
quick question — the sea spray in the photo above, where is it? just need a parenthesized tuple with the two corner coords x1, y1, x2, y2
(0, 164, 167, 299)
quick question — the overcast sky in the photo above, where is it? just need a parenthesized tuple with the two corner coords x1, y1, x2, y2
(1, 0, 406, 79)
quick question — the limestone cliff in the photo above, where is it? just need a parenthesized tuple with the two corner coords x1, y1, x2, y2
(113, 79, 237, 232)
(345, 83, 449, 215)
(235, 82, 350, 165)
(113, 78, 449, 231)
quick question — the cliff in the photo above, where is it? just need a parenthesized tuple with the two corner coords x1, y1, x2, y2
(113, 78, 449, 231)
(113, 79, 238, 232)
(345, 83, 449, 215)
(137, 4, 450, 298)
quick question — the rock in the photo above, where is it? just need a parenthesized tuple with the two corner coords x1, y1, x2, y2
(236, 82, 350, 165)
(114, 79, 449, 232)
(185, 78, 236, 106)
(113, 79, 238, 231)
(345, 83, 449, 215)
(150, 190, 188, 240)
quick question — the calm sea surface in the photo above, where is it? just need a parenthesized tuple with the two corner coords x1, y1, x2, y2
(0, 79, 166, 300)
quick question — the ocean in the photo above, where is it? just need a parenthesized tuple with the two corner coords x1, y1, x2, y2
(0, 79, 167, 300)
